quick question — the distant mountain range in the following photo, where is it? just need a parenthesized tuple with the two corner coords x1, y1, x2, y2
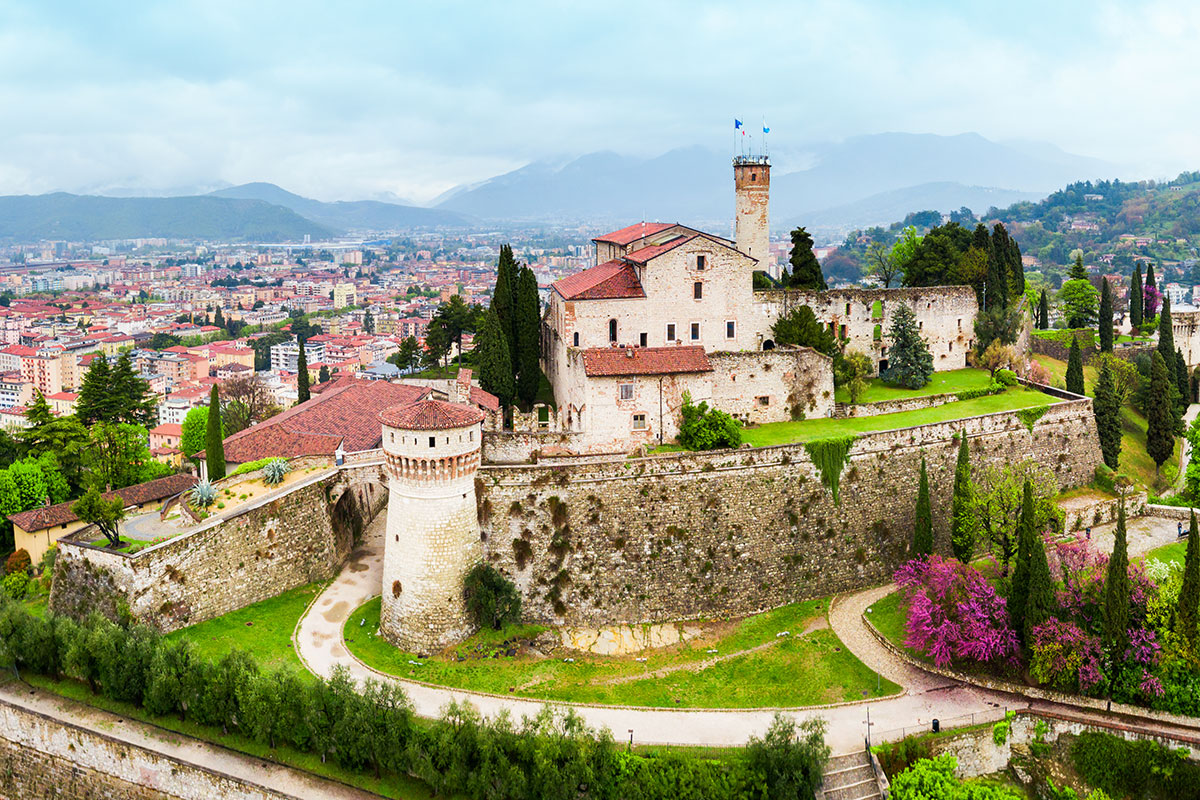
(207, 183, 470, 232)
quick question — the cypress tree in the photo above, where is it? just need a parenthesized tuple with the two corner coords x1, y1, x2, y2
(1178, 509, 1200, 649)
(1147, 351, 1176, 473)
(1066, 336, 1085, 396)
(493, 245, 517, 356)
(1009, 480, 1036, 640)
(985, 225, 1008, 311)
(1008, 234, 1025, 299)
(318, 365, 330, 384)
(1146, 263, 1156, 291)
(1177, 349, 1191, 411)
(514, 266, 541, 407)
(1130, 264, 1144, 330)
(1038, 290, 1049, 330)
(1158, 293, 1175, 366)
(476, 307, 515, 407)
(296, 339, 310, 404)
(205, 384, 226, 481)
(1024, 510, 1055, 643)
(1098, 279, 1113, 353)
(950, 432, 973, 562)
(1093, 359, 1122, 470)
(912, 456, 932, 556)
(1103, 497, 1131, 660)
(214, 305, 224, 329)
(784, 227, 827, 290)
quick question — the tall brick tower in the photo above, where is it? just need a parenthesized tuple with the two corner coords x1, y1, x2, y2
(378, 398, 485, 655)
(734, 154, 773, 278)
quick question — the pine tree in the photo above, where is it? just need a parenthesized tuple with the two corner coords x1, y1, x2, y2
(318, 365, 330, 384)
(882, 303, 934, 389)
(110, 352, 156, 426)
(296, 339, 310, 404)
(1098, 278, 1113, 353)
(1024, 524, 1055, 644)
(476, 308, 514, 407)
(1130, 264, 1144, 330)
(1103, 497, 1131, 659)
(1158, 293, 1175, 366)
(514, 265, 541, 407)
(1146, 263, 1156, 290)
(76, 356, 115, 425)
(23, 390, 53, 429)
(1093, 359, 1122, 470)
(783, 227, 827, 290)
(1178, 509, 1200, 649)
(1009, 480, 1036, 641)
(205, 384, 226, 481)
(1007, 233, 1025, 299)
(493, 245, 518, 356)
(1037, 290, 1049, 330)
(951, 432, 973, 562)
(1066, 336, 1085, 395)
(1177, 349, 1191, 412)
(1147, 351, 1176, 473)
(363, 310, 374, 334)
(1069, 253, 1088, 281)
(912, 456, 932, 556)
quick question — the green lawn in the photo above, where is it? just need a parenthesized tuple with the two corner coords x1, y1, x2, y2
(1145, 540, 1187, 568)
(165, 582, 326, 672)
(864, 591, 915, 656)
(344, 597, 900, 708)
(741, 388, 1054, 447)
(833, 368, 992, 404)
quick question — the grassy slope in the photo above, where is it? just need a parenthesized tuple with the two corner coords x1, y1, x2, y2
(742, 388, 1053, 447)
(1145, 541, 1187, 567)
(345, 597, 899, 708)
(833, 368, 992, 404)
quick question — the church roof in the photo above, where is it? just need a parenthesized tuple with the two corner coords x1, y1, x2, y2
(592, 222, 675, 246)
(623, 234, 697, 265)
(552, 260, 645, 301)
(581, 345, 712, 377)
(379, 398, 485, 430)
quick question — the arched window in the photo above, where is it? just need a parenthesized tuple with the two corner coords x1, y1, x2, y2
(608, 319, 617, 342)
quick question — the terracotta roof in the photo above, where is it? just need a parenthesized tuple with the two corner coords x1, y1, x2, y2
(592, 222, 674, 246)
(552, 260, 645, 301)
(7, 473, 198, 533)
(623, 234, 696, 264)
(379, 398, 485, 430)
(150, 423, 183, 436)
(218, 378, 429, 463)
(470, 385, 500, 412)
(581, 345, 712, 377)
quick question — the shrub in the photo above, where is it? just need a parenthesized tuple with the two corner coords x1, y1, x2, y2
(463, 563, 522, 629)
(1072, 731, 1200, 798)
(5, 549, 31, 576)
(261, 458, 290, 486)
(190, 480, 217, 508)
(994, 368, 1018, 387)
(2, 572, 29, 600)
(678, 391, 742, 450)
(231, 457, 275, 476)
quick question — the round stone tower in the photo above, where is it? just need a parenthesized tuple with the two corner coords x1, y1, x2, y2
(378, 398, 485, 654)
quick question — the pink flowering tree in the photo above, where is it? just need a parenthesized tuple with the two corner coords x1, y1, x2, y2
(1144, 284, 1162, 319)
(895, 556, 1019, 669)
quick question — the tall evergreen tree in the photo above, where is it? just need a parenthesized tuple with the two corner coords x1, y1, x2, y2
(492, 244, 518, 356)
(475, 308, 515, 407)
(296, 339, 310, 404)
(1007, 233, 1025, 299)
(1093, 359, 1122, 470)
(1130, 264, 1144, 330)
(950, 432, 973, 562)
(1024, 490, 1055, 643)
(205, 384, 226, 481)
(1103, 497, 1131, 661)
(912, 456, 932, 556)
(987, 223, 1012, 310)
(75, 356, 115, 425)
(318, 365, 330, 384)
(1037, 290, 1049, 330)
(213, 305, 224, 328)
(1158, 293, 1175, 366)
(514, 266, 541, 407)
(882, 303, 934, 389)
(1178, 509, 1200, 649)
(109, 352, 156, 426)
(1066, 336, 1085, 396)
(1069, 253, 1088, 281)
(783, 227, 827, 290)
(1177, 349, 1192, 411)
(363, 309, 374, 334)
(1146, 263, 1156, 291)
(1098, 278, 1114, 353)
(1147, 351, 1176, 473)
(1009, 480, 1036, 642)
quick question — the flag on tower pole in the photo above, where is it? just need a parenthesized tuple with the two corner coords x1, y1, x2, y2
(734, 119, 743, 129)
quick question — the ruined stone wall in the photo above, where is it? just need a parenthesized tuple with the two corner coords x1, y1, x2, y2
(476, 397, 1101, 626)
(708, 347, 833, 424)
(50, 466, 388, 632)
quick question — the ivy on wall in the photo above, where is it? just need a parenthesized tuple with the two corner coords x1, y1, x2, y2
(1015, 406, 1048, 433)
(803, 435, 857, 504)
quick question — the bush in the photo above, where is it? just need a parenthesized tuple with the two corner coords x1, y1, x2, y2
(2, 572, 29, 600)
(679, 391, 742, 450)
(463, 563, 522, 630)
(5, 549, 31, 576)
(231, 457, 277, 477)
(994, 368, 1018, 387)
(1072, 731, 1200, 798)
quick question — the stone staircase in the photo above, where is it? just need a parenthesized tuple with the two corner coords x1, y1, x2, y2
(821, 750, 884, 800)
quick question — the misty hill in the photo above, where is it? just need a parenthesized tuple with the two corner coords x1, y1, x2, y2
(794, 182, 1045, 231)
(209, 182, 472, 231)
(435, 133, 1114, 229)
(0, 193, 332, 242)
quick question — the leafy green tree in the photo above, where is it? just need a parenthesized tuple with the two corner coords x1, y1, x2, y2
(782, 227, 827, 290)
(882, 303, 933, 389)
(1066, 337, 1085, 396)
(951, 432, 973, 562)
(205, 385, 226, 481)
(148, 332, 182, 350)
(475, 308, 514, 407)
(912, 457, 932, 556)
(744, 714, 829, 800)
(1178, 509, 1200, 650)
(296, 339, 310, 404)
(1130, 264, 1144, 330)
(514, 265, 541, 407)
(71, 486, 126, 547)
(1059, 278, 1099, 328)
(433, 294, 482, 367)
(421, 319, 451, 370)
(968, 461, 1059, 576)
(770, 305, 837, 355)
(145, 638, 194, 719)
(463, 564, 522, 629)
(839, 351, 872, 404)
(1093, 359, 1121, 470)
(387, 336, 420, 374)
(1103, 498, 1131, 665)
(109, 353, 157, 427)
(1146, 351, 1176, 473)
(1098, 279, 1113, 353)
(85, 422, 163, 491)
(181, 407, 212, 459)
(1038, 289, 1049, 329)
(679, 392, 742, 450)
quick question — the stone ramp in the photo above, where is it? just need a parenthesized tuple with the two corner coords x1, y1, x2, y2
(821, 751, 882, 800)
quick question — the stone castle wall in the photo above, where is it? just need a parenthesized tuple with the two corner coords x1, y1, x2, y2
(476, 396, 1102, 626)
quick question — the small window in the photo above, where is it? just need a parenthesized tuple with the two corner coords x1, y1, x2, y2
(428, 436, 436, 447)
(839, 324, 847, 339)
(573, 331, 579, 347)
(845, 302, 851, 315)
(690, 323, 700, 341)
(666, 323, 676, 342)
(726, 320, 736, 339)
(693, 282, 703, 300)
(696, 255, 706, 271)
(619, 383, 634, 400)
(389, 432, 394, 442)
(632, 413, 647, 430)
(949, 341, 953, 352)
(639, 332, 647, 347)
(469, 430, 474, 441)
(957, 318, 962, 331)
(757, 396, 770, 406)
(918, 321, 923, 330)
(608, 319, 617, 343)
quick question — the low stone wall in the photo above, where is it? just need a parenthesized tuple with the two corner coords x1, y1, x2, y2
(833, 392, 959, 419)
(483, 430, 585, 464)
(1061, 491, 1149, 532)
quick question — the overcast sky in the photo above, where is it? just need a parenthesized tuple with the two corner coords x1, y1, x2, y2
(2, 0, 1198, 203)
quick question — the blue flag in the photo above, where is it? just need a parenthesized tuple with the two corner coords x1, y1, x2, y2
(734, 119, 743, 129)
(763, 125, 770, 134)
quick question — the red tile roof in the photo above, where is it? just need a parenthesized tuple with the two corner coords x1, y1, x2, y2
(623, 234, 696, 265)
(379, 398, 485, 430)
(582, 345, 712, 377)
(219, 378, 429, 463)
(7, 473, 198, 533)
(150, 423, 183, 436)
(592, 222, 674, 246)
(552, 260, 645, 301)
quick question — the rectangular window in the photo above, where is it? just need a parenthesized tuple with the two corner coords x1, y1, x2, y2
(639, 332, 647, 347)
(619, 383, 634, 400)
(696, 255, 706, 271)
(839, 324, 847, 339)
(725, 320, 736, 339)
(757, 396, 770, 406)
(693, 282, 703, 300)
(666, 323, 676, 342)
(632, 413, 647, 430)
(690, 323, 700, 341)
(428, 436, 436, 448)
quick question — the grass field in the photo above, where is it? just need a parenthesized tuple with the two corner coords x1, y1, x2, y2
(1145, 540, 1187, 567)
(833, 368, 992, 404)
(344, 597, 900, 708)
(864, 591, 915, 656)
(741, 388, 1054, 447)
